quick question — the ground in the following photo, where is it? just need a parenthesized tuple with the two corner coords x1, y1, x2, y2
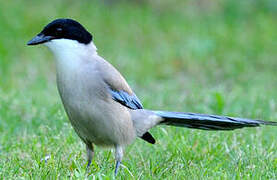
(0, 0, 277, 179)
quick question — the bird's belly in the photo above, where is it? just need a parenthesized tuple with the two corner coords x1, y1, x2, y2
(68, 108, 119, 146)
(57, 73, 136, 146)
(65, 97, 136, 147)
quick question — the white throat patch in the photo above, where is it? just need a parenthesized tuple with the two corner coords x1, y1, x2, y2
(45, 39, 97, 58)
(45, 39, 98, 71)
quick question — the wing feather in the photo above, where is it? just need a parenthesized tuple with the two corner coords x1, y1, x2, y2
(108, 88, 143, 109)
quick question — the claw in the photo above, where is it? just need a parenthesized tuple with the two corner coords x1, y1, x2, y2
(114, 160, 121, 176)
(86, 144, 94, 171)
(114, 146, 124, 176)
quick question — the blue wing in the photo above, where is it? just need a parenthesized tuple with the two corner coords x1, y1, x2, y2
(108, 87, 156, 144)
(108, 88, 143, 109)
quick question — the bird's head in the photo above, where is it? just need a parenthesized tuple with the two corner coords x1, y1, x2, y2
(27, 19, 95, 57)
(27, 18, 92, 46)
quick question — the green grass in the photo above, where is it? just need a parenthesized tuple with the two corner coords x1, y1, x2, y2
(1, 0, 277, 179)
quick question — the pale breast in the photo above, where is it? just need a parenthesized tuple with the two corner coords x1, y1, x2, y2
(56, 58, 136, 146)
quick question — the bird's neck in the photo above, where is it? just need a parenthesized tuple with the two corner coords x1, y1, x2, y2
(45, 39, 98, 71)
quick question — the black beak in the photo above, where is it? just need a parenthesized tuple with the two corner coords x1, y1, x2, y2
(27, 34, 54, 46)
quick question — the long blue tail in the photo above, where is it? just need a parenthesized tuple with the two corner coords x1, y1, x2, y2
(154, 111, 277, 130)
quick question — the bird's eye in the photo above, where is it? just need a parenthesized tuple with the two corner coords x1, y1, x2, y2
(57, 27, 63, 32)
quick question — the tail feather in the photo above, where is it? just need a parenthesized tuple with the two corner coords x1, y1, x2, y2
(154, 111, 277, 130)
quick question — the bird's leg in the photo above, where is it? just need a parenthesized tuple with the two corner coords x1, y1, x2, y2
(86, 143, 94, 170)
(114, 146, 124, 176)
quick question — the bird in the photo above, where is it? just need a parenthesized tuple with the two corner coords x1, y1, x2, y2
(27, 18, 276, 175)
